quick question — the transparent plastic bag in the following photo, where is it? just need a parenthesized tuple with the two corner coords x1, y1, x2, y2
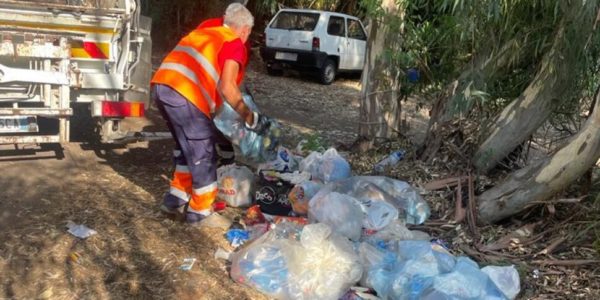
(481, 265, 520, 300)
(230, 223, 303, 299)
(424, 257, 507, 300)
(258, 147, 301, 172)
(286, 224, 363, 300)
(230, 223, 362, 300)
(363, 201, 399, 231)
(362, 220, 431, 244)
(217, 164, 255, 207)
(365, 240, 457, 300)
(214, 93, 281, 162)
(317, 176, 430, 225)
(288, 181, 323, 215)
(308, 191, 364, 241)
(299, 148, 351, 183)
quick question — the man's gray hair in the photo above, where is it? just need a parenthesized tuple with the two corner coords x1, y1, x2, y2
(224, 3, 254, 28)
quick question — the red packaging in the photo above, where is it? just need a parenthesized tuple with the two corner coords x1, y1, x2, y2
(212, 201, 227, 212)
(244, 205, 268, 226)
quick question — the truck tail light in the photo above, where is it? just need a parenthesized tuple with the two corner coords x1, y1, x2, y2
(92, 101, 145, 117)
(312, 37, 320, 51)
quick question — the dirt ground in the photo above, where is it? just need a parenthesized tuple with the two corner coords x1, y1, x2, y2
(0, 60, 365, 300)
(1, 58, 599, 300)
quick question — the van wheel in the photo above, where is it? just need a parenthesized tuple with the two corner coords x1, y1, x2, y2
(319, 59, 336, 85)
(266, 65, 283, 76)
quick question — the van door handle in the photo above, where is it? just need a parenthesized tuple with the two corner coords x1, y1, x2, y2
(299, 40, 309, 43)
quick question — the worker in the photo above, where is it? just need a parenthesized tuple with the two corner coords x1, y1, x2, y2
(151, 3, 271, 223)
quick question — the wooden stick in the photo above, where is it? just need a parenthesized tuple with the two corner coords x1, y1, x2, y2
(531, 259, 600, 266)
(423, 176, 469, 190)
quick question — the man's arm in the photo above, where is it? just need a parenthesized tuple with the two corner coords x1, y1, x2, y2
(218, 59, 255, 126)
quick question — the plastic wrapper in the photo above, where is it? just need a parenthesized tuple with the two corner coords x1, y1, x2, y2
(286, 224, 363, 300)
(230, 223, 363, 300)
(300, 148, 351, 183)
(214, 93, 281, 162)
(308, 191, 364, 241)
(314, 176, 430, 225)
(255, 170, 295, 216)
(481, 265, 521, 300)
(217, 165, 255, 207)
(288, 181, 322, 215)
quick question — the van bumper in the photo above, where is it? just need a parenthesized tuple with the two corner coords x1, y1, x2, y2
(260, 47, 329, 70)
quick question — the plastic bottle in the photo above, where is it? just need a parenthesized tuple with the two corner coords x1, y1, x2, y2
(373, 150, 405, 173)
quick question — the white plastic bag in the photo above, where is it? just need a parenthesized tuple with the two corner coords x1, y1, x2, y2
(308, 191, 363, 241)
(481, 265, 521, 300)
(217, 165, 255, 207)
(287, 224, 363, 300)
(300, 148, 351, 183)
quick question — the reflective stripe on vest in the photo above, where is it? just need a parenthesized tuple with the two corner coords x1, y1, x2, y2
(151, 26, 241, 118)
(158, 62, 217, 113)
(173, 45, 220, 83)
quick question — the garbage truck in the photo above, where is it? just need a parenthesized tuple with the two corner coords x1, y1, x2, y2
(0, 0, 151, 144)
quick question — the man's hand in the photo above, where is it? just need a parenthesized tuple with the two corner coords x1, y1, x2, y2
(245, 112, 271, 135)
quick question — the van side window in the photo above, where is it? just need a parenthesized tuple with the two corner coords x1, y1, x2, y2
(347, 19, 367, 40)
(327, 16, 345, 37)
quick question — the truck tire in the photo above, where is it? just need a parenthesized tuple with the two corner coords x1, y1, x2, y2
(319, 59, 336, 85)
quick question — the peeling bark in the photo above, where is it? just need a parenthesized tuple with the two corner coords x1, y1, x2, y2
(473, 2, 598, 173)
(358, 0, 403, 141)
(479, 90, 600, 223)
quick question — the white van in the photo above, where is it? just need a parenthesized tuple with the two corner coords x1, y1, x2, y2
(260, 9, 367, 84)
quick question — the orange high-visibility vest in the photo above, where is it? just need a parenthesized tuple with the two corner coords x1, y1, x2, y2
(151, 26, 245, 118)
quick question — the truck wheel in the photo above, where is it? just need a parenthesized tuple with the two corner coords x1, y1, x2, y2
(266, 65, 283, 76)
(319, 59, 336, 85)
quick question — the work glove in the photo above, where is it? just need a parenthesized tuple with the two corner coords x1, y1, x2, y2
(245, 112, 272, 135)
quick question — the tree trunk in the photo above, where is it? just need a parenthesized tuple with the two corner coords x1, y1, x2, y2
(473, 2, 598, 173)
(358, 0, 403, 142)
(478, 89, 600, 223)
(419, 43, 515, 161)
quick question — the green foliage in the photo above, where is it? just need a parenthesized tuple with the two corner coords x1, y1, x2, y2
(302, 133, 327, 152)
(359, 0, 600, 121)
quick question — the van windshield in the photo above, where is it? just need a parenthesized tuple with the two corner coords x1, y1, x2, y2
(270, 11, 320, 31)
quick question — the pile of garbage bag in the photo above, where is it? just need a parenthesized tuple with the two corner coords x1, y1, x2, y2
(214, 145, 520, 300)
(360, 240, 520, 300)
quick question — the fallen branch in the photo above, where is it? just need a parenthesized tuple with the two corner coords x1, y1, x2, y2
(531, 259, 600, 266)
(536, 237, 567, 256)
(423, 176, 469, 190)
